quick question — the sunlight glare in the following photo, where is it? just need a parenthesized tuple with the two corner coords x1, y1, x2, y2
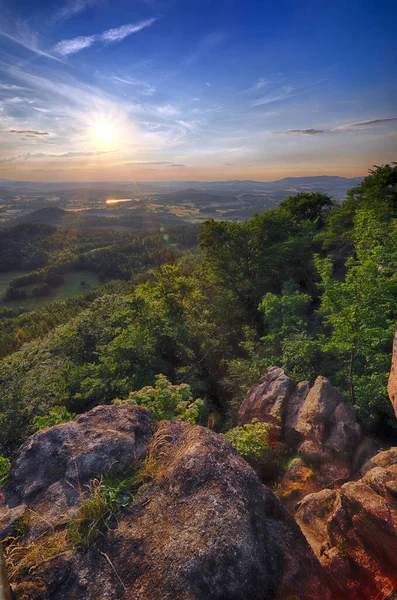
(94, 122, 114, 144)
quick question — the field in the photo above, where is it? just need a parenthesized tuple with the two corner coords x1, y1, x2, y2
(0, 270, 103, 311)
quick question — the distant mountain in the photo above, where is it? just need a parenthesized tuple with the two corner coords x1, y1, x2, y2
(0, 175, 364, 197)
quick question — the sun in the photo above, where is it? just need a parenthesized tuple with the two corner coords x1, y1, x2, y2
(94, 122, 114, 144)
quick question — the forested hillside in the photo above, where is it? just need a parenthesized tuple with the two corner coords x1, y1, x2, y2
(1, 164, 396, 458)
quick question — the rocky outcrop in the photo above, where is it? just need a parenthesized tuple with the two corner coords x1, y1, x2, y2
(239, 368, 377, 502)
(0, 405, 154, 539)
(295, 447, 397, 600)
(295, 376, 363, 468)
(388, 326, 397, 418)
(0, 408, 331, 600)
(238, 366, 296, 426)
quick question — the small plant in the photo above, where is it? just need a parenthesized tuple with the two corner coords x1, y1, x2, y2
(68, 476, 131, 547)
(13, 511, 31, 538)
(31, 406, 75, 432)
(114, 374, 206, 425)
(336, 536, 349, 558)
(224, 418, 287, 481)
(0, 456, 11, 485)
(5, 530, 70, 583)
(224, 419, 281, 461)
(323, 499, 335, 513)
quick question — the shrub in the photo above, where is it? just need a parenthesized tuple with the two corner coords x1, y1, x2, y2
(0, 455, 11, 485)
(31, 406, 75, 432)
(224, 419, 286, 481)
(114, 374, 206, 424)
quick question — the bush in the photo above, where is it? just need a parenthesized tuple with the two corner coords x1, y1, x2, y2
(31, 406, 75, 432)
(114, 374, 206, 424)
(0, 455, 11, 485)
(224, 419, 286, 481)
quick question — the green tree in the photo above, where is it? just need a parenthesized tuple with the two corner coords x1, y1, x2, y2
(114, 374, 206, 424)
(315, 208, 397, 426)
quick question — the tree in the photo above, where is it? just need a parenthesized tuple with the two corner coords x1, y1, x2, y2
(315, 208, 397, 426)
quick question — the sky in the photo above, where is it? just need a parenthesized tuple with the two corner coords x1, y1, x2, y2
(0, 0, 396, 181)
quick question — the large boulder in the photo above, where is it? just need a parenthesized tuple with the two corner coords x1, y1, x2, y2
(1, 415, 332, 600)
(388, 326, 397, 418)
(238, 367, 296, 426)
(295, 376, 363, 467)
(295, 447, 397, 600)
(0, 405, 154, 539)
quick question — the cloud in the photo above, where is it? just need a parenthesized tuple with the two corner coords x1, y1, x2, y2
(54, 36, 95, 56)
(0, 129, 49, 135)
(276, 118, 397, 136)
(279, 129, 326, 135)
(224, 162, 234, 165)
(0, 83, 26, 91)
(251, 87, 301, 107)
(176, 120, 197, 133)
(334, 117, 397, 130)
(168, 163, 185, 167)
(253, 78, 268, 90)
(156, 104, 179, 116)
(0, 150, 112, 163)
(54, 18, 158, 56)
(126, 161, 173, 165)
(52, 0, 97, 23)
(0, 28, 65, 63)
(110, 75, 156, 96)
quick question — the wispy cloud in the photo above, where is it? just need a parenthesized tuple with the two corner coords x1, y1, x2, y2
(110, 75, 156, 96)
(253, 78, 268, 90)
(0, 83, 26, 91)
(0, 129, 49, 135)
(279, 129, 326, 135)
(54, 18, 158, 56)
(277, 117, 397, 136)
(334, 117, 397, 130)
(0, 28, 65, 63)
(0, 150, 112, 163)
(52, 0, 97, 23)
(251, 86, 301, 107)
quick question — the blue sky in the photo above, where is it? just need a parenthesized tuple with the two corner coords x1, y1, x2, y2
(0, 0, 396, 180)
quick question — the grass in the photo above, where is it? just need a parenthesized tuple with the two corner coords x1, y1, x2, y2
(3, 465, 151, 582)
(2, 438, 172, 584)
(0, 270, 103, 311)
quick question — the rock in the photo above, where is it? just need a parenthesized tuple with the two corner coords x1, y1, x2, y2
(295, 447, 397, 599)
(284, 381, 310, 447)
(351, 436, 380, 473)
(3, 418, 332, 600)
(359, 446, 397, 474)
(295, 488, 339, 556)
(0, 405, 153, 539)
(238, 366, 296, 426)
(388, 326, 397, 418)
(296, 376, 362, 467)
(239, 370, 374, 505)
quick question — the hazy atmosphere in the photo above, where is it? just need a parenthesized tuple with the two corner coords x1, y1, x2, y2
(0, 0, 396, 181)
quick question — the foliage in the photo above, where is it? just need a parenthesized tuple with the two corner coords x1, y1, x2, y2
(0, 455, 11, 485)
(31, 406, 75, 432)
(224, 418, 286, 480)
(224, 419, 279, 460)
(114, 374, 206, 425)
(1, 165, 397, 455)
(315, 207, 397, 426)
(68, 476, 132, 547)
